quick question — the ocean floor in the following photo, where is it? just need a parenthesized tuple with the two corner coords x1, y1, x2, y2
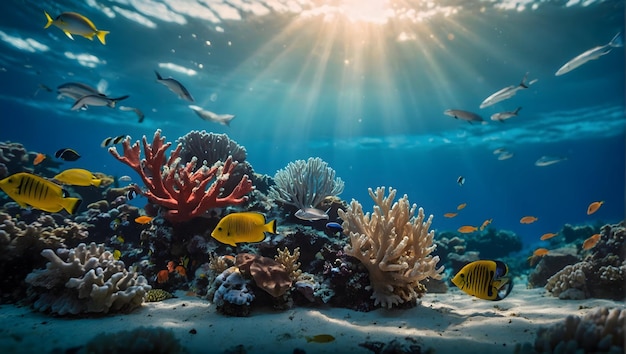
(0, 286, 622, 354)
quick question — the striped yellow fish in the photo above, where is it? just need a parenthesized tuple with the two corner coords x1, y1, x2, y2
(54, 168, 102, 187)
(451, 260, 513, 301)
(0, 172, 82, 214)
(211, 212, 276, 247)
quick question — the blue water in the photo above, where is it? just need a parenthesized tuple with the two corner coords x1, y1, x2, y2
(0, 0, 624, 247)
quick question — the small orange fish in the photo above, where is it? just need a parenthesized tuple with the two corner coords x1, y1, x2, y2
(586, 201, 604, 215)
(479, 218, 493, 231)
(540, 232, 558, 241)
(444, 212, 458, 218)
(33, 153, 46, 166)
(457, 203, 467, 210)
(533, 248, 549, 257)
(458, 225, 477, 233)
(582, 233, 601, 250)
(134, 215, 153, 224)
(520, 216, 538, 224)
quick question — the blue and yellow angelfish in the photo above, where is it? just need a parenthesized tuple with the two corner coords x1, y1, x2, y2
(451, 260, 513, 301)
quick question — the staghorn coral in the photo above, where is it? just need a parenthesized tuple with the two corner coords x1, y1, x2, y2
(268, 157, 344, 210)
(25, 242, 151, 315)
(533, 307, 625, 353)
(338, 187, 444, 309)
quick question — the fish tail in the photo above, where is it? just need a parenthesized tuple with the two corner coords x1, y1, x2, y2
(62, 197, 82, 214)
(265, 219, 277, 234)
(44, 11, 54, 29)
(514, 107, 522, 114)
(609, 32, 623, 48)
(92, 179, 102, 187)
(154, 70, 163, 80)
(520, 72, 529, 88)
(96, 30, 109, 45)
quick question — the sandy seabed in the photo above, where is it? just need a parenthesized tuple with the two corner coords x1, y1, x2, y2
(0, 286, 622, 354)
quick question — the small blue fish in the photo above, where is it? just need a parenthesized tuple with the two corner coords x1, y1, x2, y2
(325, 222, 343, 233)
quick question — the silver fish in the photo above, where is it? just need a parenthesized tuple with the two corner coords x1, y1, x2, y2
(535, 156, 567, 167)
(480, 73, 537, 109)
(155, 70, 194, 102)
(491, 107, 522, 122)
(71, 94, 129, 111)
(57, 82, 103, 100)
(119, 105, 145, 123)
(556, 32, 623, 76)
(444, 109, 484, 124)
(189, 105, 235, 126)
(497, 152, 514, 160)
(295, 207, 329, 221)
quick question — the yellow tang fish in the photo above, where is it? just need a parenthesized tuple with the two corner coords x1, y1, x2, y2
(44, 11, 109, 45)
(54, 168, 102, 187)
(0, 172, 82, 214)
(451, 260, 513, 301)
(211, 212, 276, 247)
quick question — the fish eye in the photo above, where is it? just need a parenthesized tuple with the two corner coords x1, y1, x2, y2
(217, 227, 222, 231)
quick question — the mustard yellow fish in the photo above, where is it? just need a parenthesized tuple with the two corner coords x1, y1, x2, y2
(451, 260, 513, 301)
(211, 212, 276, 247)
(0, 172, 82, 214)
(44, 11, 109, 45)
(54, 168, 102, 187)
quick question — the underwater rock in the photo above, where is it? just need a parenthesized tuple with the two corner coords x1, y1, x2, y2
(527, 250, 580, 288)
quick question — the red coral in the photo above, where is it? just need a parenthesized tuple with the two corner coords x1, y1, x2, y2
(109, 130, 254, 223)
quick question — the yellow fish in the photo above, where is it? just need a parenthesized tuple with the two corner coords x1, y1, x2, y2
(44, 11, 109, 45)
(305, 334, 335, 343)
(451, 260, 513, 301)
(54, 168, 102, 187)
(0, 172, 82, 214)
(113, 250, 122, 260)
(211, 212, 276, 247)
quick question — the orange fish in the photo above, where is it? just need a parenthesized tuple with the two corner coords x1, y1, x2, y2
(479, 218, 493, 231)
(457, 203, 467, 210)
(520, 216, 538, 224)
(444, 212, 458, 218)
(586, 201, 604, 215)
(582, 233, 601, 250)
(458, 225, 477, 233)
(33, 153, 46, 166)
(540, 232, 558, 241)
(156, 269, 169, 284)
(533, 248, 549, 257)
(134, 215, 153, 224)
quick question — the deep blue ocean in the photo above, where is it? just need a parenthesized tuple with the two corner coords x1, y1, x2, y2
(0, 0, 624, 249)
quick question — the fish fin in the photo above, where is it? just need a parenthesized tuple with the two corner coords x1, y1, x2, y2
(63, 31, 75, 40)
(44, 11, 54, 29)
(92, 179, 102, 187)
(62, 197, 82, 214)
(96, 30, 109, 45)
(266, 219, 277, 234)
(609, 32, 623, 48)
(83, 33, 95, 41)
(520, 72, 529, 88)
(498, 119, 505, 123)
(154, 70, 163, 80)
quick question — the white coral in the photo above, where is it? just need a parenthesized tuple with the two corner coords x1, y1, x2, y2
(25, 242, 151, 315)
(338, 187, 444, 309)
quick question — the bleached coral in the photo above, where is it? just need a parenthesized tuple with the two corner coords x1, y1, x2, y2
(25, 242, 151, 315)
(545, 262, 590, 299)
(212, 266, 255, 307)
(338, 187, 444, 309)
(269, 157, 344, 210)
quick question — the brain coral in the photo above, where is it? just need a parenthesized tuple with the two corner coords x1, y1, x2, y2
(25, 242, 151, 315)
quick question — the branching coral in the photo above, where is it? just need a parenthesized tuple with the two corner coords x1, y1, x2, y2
(338, 187, 444, 309)
(275, 247, 302, 281)
(25, 242, 151, 315)
(269, 157, 344, 210)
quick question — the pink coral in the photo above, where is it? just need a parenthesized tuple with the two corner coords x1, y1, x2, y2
(109, 130, 254, 223)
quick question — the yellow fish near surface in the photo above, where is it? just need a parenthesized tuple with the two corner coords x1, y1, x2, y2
(451, 260, 513, 301)
(0, 172, 82, 214)
(211, 212, 276, 247)
(44, 11, 109, 45)
(54, 168, 102, 187)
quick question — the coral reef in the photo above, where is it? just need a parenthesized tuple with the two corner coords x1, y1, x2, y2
(533, 307, 624, 353)
(25, 242, 151, 315)
(236, 253, 293, 298)
(212, 266, 255, 317)
(464, 227, 523, 259)
(338, 187, 444, 309)
(545, 221, 625, 300)
(269, 157, 344, 210)
(108, 129, 254, 223)
(145, 289, 174, 302)
(527, 248, 580, 288)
